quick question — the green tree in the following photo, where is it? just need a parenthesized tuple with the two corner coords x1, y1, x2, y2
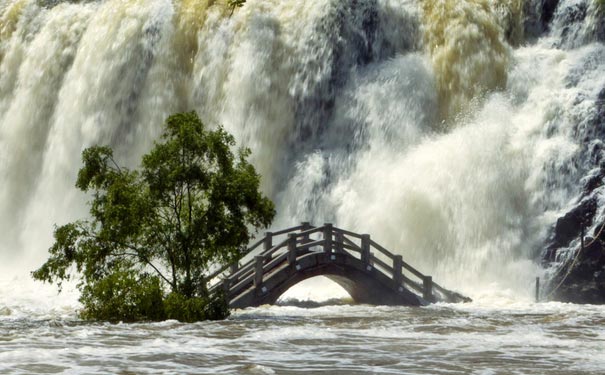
(32, 111, 275, 322)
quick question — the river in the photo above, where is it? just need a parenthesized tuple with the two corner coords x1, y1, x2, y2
(1, 277, 604, 374)
(2, 301, 604, 374)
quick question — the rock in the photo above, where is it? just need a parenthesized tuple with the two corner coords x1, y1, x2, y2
(550, 239, 605, 303)
(544, 196, 597, 263)
(545, 197, 605, 303)
(539, 1, 605, 305)
(541, 0, 560, 27)
(523, 0, 560, 39)
(542, 135, 605, 303)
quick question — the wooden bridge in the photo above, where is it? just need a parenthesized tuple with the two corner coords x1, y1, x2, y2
(208, 223, 471, 308)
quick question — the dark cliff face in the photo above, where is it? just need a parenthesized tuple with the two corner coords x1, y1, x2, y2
(524, 0, 604, 45)
(536, 0, 605, 303)
(523, 0, 561, 40)
(543, 86, 605, 304)
(544, 169, 605, 303)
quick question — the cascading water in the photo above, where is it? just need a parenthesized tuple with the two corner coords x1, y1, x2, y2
(0, 0, 604, 309)
(2, 1, 605, 374)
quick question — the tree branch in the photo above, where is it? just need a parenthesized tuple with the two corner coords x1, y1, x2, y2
(110, 250, 173, 288)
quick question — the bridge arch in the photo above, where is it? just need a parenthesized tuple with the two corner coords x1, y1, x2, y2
(208, 223, 471, 309)
(234, 251, 423, 308)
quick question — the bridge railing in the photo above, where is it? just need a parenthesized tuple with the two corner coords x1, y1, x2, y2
(205, 223, 311, 285)
(208, 223, 468, 304)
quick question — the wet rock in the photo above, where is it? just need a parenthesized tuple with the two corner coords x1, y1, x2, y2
(523, 0, 560, 39)
(543, 90, 605, 303)
(555, 1, 589, 47)
(595, 6, 605, 42)
(550, 238, 605, 304)
(551, 0, 605, 48)
(553, 197, 596, 248)
(544, 165, 605, 303)
(542, 0, 560, 27)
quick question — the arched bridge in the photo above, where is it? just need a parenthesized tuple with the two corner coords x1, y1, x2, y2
(208, 223, 471, 308)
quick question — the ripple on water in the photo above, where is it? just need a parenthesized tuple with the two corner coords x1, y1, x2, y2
(0, 303, 604, 374)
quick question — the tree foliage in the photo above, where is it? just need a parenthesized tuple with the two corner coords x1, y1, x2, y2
(32, 111, 275, 322)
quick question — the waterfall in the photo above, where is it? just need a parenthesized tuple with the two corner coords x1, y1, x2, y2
(0, 0, 604, 303)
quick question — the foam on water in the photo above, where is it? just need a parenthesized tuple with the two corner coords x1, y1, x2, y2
(3, 302, 604, 374)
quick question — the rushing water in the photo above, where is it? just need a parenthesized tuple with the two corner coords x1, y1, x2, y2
(2, 299, 605, 374)
(2, 275, 605, 374)
(1, 0, 605, 372)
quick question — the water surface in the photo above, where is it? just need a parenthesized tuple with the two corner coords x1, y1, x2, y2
(1, 302, 603, 374)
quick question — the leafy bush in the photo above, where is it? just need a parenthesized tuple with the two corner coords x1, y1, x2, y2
(164, 290, 229, 323)
(79, 268, 165, 323)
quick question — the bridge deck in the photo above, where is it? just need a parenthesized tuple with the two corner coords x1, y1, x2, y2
(208, 223, 471, 308)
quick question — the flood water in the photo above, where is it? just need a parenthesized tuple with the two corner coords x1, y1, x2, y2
(1, 300, 604, 374)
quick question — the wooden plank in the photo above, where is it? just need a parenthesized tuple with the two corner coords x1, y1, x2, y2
(230, 265, 254, 285)
(261, 237, 289, 259)
(254, 256, 264, 287)
(369, 240, 395, 261)
(228, 276, 254, 298)
(334, 231, 344, 253)
(270, 224, 305, 236)
(205, 266, 228, 284)
(264, 252, 288, 275)
(300, 222, 312, 243)
(342, 243, 361, 253)
(361, 235, 370, 264)
(342, 236, 360, 250)
(324, 223, 333, 253)
(393, 255, 403, 285)
(288, 235, 297, 266)
(247, 237, 266, 253)
(204, 235, 271, 282)
(226, 264, 253, 283)
(333, 227, 364, 239)
(423, 276, 433, 301)
(370, 255, 393, 276)
(295, 225, 324, 238)
(297, 238, 325, 250)
(208, 269, 250, 295)
(401, 259, 425, 280)
(264, 232, 273, 250)
(227, 261, 256, 282)
(402, 276, 423, 294)
(432, 282, 454, 298)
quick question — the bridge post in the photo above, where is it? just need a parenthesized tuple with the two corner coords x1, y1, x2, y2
(323, 223, 333, 254)
(300, 222, 311, 250)
(254, 256, 265, 288)
(423, 276, 433, 301)
(301, 221, 311, 242)
(393, 255, 403, 285)
(361, 234, 370, 264)
(222, 278, 230, 294)
(264, 232, 273, 251)
(288, 234, 297, 266)
(334, 231, 344, 253)
(230, 262, 239, 274)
